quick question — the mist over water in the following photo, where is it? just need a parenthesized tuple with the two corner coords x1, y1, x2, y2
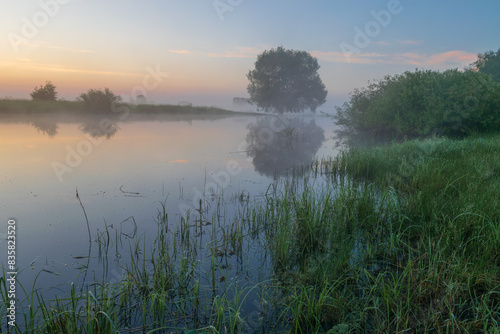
(1, 112, 338, 299)
(118, 92, 344, 115)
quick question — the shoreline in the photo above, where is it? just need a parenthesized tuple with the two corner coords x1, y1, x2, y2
(0, 98, 263, 116)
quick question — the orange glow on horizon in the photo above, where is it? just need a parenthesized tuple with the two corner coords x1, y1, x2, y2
(0, 55, 249, 100)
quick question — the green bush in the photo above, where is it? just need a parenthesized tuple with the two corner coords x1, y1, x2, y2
(335, 69, 500, 139)
(443, 70, 500, 136)
(78, 88, 121, 113)
(30, 81, 57, 101)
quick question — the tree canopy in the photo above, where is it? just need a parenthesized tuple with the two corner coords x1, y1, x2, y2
(247, 46, 327, 113)
(31, 81, 57, 101)
(473, 48, 500, 83)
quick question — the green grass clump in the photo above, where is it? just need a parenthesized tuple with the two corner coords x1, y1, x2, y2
(322, 134, 500, 332)
(333, 135, 500, 223)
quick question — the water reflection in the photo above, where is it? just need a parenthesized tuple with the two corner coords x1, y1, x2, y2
(246, 117, 325, 177)
(11, 114, 243, 139)
(31, 119, 59, 138)
(2, 114, 336, 329)
(78, 117, 120, 139)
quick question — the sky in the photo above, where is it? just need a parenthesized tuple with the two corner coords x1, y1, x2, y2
(1, 0, 499, 110)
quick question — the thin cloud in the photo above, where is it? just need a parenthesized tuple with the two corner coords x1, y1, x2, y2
(11, 41, 96, 54)
(41, 43, 95, 53)
(169, 49, 193, 54)
(393, 51, 477, 67)
(375, 41, 392, 46)
(399, 39, 423, 45)
(311, 51, 386, 64)
(207, 46, 262, 58)
(235, 46, 261, 54)
(8, 61, 142, 77)
(374, 40, 423, 46)
(312, 50, 476, 68)
(393, 53, 422, 65)
(426, 50, 477, 65)
(207, 52, 254, 58)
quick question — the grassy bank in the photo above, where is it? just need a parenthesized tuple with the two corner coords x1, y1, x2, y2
(321, 134, 500, 332)
(0, 98, 244, 115)
(2, 135, 499, 333)
(0, 99, 83, 114)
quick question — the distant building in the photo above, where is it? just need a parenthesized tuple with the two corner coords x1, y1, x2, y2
(233, 97, 251, 105)
(136, 94, 147, 104)
(178, 101, 192, 107)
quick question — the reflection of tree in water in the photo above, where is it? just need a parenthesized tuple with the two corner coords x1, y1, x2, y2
(79, 118, 120, 139)
(31, 119, 58, 138)
(246, 117, 325, 177)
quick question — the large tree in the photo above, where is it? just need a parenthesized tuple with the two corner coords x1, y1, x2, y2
(247, 46, 327, 113)
(473, 48, 500, 83)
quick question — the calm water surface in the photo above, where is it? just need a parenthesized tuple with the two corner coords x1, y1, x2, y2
(1, 112, 340, 321)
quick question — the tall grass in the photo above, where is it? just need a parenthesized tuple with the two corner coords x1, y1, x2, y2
(2, 134, 499, 333)
(323, 134, 500, 332)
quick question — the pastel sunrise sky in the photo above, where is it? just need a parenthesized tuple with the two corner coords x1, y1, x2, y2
(1, 0, 499, 109)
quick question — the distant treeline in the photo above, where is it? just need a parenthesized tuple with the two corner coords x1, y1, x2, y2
(1, 84, 239, 115)
(0, 98, 238, 115)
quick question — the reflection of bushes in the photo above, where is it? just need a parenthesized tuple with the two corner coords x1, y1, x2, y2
(78, 88, 121, 113)
(246, 117, 325, 177)
(31, 119, 58, 137)
(335, 69, 500, 140)
(79, 118, 119, 139)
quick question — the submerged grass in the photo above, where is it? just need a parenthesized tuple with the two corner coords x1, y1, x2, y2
(2, 134, 499, 333)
